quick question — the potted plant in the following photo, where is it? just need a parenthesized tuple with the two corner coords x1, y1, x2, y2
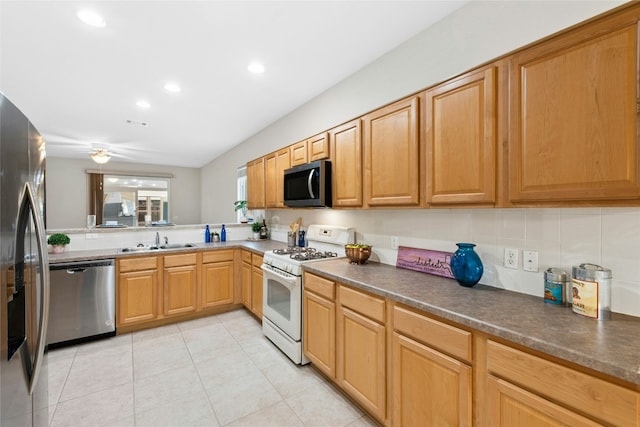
(234, 200, 249, 223)
(251, 222, 262, 239)
(47, 233, 70, 254)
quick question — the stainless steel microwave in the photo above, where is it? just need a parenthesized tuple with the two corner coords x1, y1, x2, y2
(283, 159, 332, 208)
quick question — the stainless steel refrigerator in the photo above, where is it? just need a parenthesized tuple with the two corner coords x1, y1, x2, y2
(0, 92, 50, 426)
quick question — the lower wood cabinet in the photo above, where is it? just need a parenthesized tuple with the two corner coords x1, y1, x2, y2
(241, 250, 263, 318)
(200, 250, 234, 309)
(163, 253, 198, 317)
(241, 251, 251, 308)
(303, 272, 336, 378)
(117, 256, 159, 326)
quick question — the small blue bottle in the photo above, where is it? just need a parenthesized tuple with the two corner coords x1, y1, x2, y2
(221, 224, 226, 242)
(205, 225, 211, 243)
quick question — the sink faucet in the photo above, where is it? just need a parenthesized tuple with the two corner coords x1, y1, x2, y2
(164, 236, 169, 245)
(155, 232, 160, 246)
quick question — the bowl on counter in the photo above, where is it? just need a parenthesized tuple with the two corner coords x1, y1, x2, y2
(345, 244, 372, 264)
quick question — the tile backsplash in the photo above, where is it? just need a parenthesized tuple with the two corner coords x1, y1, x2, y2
(269, 207, 640, 317)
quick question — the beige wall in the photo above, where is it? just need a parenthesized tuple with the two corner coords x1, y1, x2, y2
(46, 157, 201, 228)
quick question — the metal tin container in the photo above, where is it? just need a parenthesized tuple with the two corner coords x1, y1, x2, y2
(571, 263, 612, 320)
(544, 268, 569, 306)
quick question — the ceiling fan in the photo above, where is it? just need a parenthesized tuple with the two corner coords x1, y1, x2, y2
(43, 133, 149, 163)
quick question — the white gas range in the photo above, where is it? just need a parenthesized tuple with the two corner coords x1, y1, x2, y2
(261, 224, 354, 364)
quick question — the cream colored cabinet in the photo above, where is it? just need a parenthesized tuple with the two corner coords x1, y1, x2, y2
(425, 65, 497, 206)
(337, 284, 386, 423)
(117, 256, 159, 327)
(303, 272, 336, 379)
(486, 340, 640, 427)
(392, 305, 472, 427)
(163, 253, 198, 317)
(363, 95, 420, 207)
(330, 119, 363, 207)
(247, 157, 266, 209)
(200, 250, 234, 310)
(508, 16, 640, 204)
(291, 132, 330, 166)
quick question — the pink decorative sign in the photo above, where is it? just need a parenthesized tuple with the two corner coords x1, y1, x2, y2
(396, 246, 454, 278)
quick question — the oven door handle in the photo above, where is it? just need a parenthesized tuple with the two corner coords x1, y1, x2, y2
(261, 265, 299, 288)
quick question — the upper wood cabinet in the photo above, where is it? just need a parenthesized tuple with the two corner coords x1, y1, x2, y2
(264, 153, 277, 208)
(363, 96, 420, 207)
(275, 148, 290, 207)
(508, 16, 640, 203)
(291, 132, 330, 166)
(246, 157, 265, 209)
(330, 119, 363, 207)
(425, 66, 497, 205)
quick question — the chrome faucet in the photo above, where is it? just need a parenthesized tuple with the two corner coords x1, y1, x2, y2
(164, 236, 169, 245)
(155, 232, 160, 246)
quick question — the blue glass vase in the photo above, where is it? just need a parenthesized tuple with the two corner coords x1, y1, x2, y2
(450, 243, 483, 287)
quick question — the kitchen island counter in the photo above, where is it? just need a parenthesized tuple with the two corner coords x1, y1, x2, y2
(303, 258, 640, 387)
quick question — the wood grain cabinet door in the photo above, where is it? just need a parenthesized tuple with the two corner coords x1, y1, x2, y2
(117, 270, 158, 326)
(425, 66, 497, 205)
(330, 119, 363, 207)
(251, 264, 263, 318)
(509, 21, 640, 203)
(163, 265, 197, 316)
(363, 96, 420, 207)
(241, 260, 251, 310)
(392, 333, 472, 427)
(275, 148, 290, 207)
(303, 290, 335, 378)
(247, 158, 265, 209)
(265, 153, 277, 208)
(200, 260, 234, 309)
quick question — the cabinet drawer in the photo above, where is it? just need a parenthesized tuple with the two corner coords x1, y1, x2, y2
(304, 273, 335, 300)
(241, 250, 252, 264)
(339, 285, 384, 323)
(487, 340, 639, 426)
(393, 305, 471, 362)
(252, 254, 263, 266)
(119, 256, 157, 273)
(164, 253, 197, 268)
(203, 250, 234, 264)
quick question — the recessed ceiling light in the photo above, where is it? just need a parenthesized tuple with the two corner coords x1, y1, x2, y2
(136, 100, 151, 109)
(77, 10, 106, 28)
(248, 62, 265, 74)
(164, 82, 181, 93)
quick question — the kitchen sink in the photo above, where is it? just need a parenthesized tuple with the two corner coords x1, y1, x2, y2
(119, 243, 195, 253)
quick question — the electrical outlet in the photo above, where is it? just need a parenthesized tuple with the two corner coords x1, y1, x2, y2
(391, 236, 399, 250)
(504, 248, 519, 269)
(523, 250, 539, 272)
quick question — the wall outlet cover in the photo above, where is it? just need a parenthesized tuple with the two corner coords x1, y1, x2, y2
(504, 248, 519, 269)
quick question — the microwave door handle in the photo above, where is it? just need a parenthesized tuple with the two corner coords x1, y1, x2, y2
(307, 169, 316, 199)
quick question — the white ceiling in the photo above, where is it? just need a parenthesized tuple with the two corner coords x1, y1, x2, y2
(0, 1, 466, 168)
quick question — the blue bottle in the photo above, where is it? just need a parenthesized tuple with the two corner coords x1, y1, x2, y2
(205, 225, 211, 243)
(221, 224, 226, 242)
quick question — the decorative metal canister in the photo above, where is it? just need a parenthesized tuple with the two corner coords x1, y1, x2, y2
(571, 263, 612, 320)
(544, 268, 569, 306)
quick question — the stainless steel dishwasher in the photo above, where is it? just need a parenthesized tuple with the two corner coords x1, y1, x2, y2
(47, 259, 116, 348)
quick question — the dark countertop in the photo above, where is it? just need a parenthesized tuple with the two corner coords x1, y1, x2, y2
(303, 258, 640, 387)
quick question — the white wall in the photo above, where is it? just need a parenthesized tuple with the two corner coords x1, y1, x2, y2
(46, 157, 201, 228)
(200, 1, 640, 317)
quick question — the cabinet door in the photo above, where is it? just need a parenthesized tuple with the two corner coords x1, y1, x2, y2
(200, 261, 234, 309)
(392, 333, 472, 427)
(265, 153, 277, 208)
(241, 261, 251, 310)
(308, 132, 329, 161)
(290, 140, 308, 166)
(163, 265, 197, 316)
(330, 119, 363, 207)
(509, 23, 640, 203)
(247, 158, 265, 209)
(426, 66, 497, 205)
(117, 270, 158, 326)
(487, 376, 602, 427)
(251, 265, 263, 318)
(303, 290, 335, 378)
(337, 305, 386, 421)
(275, 148, 290, 207)
(363, 96, 419, 206)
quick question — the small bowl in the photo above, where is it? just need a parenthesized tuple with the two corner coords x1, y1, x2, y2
(345, 245, 372, 264)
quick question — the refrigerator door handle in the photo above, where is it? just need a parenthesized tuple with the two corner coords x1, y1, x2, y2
(15, 181, 50, 395)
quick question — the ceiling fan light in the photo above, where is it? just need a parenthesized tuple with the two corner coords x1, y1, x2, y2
(90, 149, 111, 164)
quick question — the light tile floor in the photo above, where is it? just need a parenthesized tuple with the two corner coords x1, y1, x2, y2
(47, 309, 379, 427)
